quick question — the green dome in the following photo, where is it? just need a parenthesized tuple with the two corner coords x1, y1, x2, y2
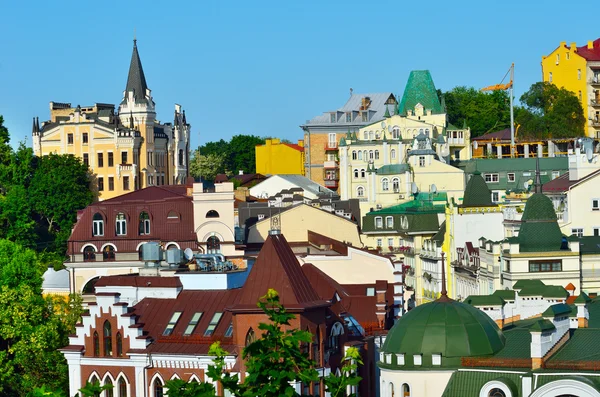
(462, 171, 494, 207)
(518, 193, 564, 252)
(380, 299, 505, 368)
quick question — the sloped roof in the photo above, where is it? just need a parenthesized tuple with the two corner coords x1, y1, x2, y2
(231, 234, 329, 312)
(461, 171, 495, 207)
(124, 40, 149, 104)
(303, 92, 395, 126)
(518, 192, 565, 252)
(398, 71, 443, 116)
(432, 221, 446, 243)
(542, 303, 572, 317)
(442, 371, 522, 397)
(472, 128, 512, 142)
(376, 164, 410, 175)
(464, 295, 505, 306)
(272, 175, 337, 198)
(576, 38, 600, 61)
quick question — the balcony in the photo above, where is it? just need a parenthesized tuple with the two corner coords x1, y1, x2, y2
(590, 77, 600, 86)
(325, 142, 338, 150)
(324, 179, 338, 189)
(447, 137, 465, 145)
(323, 160, 339, 169)
(591, 99, 600, 107)
(592, 119, 600, 127)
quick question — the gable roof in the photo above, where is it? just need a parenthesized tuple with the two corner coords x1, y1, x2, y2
(576, 38, 600, 61)
(398, 71, 443, 115)
(543, 169, 600, 193)
(302, 92, 395, 127)
(266, 175, 337, 198)
(472, 128, 512, 142)
(231, 234, 329, 312)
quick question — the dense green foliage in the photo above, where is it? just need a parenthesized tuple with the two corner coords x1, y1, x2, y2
(166, 289, 362, 397)
(0, 116, 95, 257)
(516, 82, 586, 139)
(195, 135, 266, 179)
(0, 239, 83, 396)
(442, 86, 511, 137)
(189, 151, 226, 181)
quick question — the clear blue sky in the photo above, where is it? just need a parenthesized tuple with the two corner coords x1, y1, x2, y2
(0, 0, 597, 150)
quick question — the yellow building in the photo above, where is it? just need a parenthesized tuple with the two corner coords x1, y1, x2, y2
(32, 40, 191, 200)
(255, 138, 305, 175)
(542, 39, 600, 138)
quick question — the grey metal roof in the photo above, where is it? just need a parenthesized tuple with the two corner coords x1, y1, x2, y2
(275, 175, 338, 198)
(303, 92, 395, 126)
(42, 267, 69, 290)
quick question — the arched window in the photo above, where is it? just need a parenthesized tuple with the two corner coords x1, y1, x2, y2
(352, 151, 357, 160)
(207, 236, 221, 254)
(178, 149, 184, 166)
(118, 377, 127, 397)
(390, 382, 395, 397)
(363, 150, 368, 159)
(103, 320, 112, 356)
(382, 178, 389, 191)
(245, 328, 256, 347)
(392, 178, 400, 192)
(375, 150, 380, 160)
(357, 186, 364, 197)
(115, 213, 127, 236)
(153, 378, 164, 397)
(354, 169, 359, 178)
(83, 276, 99, 294)
(138, 244, 144, 260)
(116, 332, 123, 357)
(206, 210, 220, 218)
(358, 151, 363, 160)
(488, 388, 505, 397)
(313, 327, 321, 364)
(369, 131, 374, 140)
(93, 331, 99, 357)
(93, 213, 104, 236)
(402, 383, 410, 397)
(103, 245, 115, 262)
(361, 169, 366, 178)
(369, 150, 374, 160)
(139, 212, 150, 235)
(363, 132, 368, 140)
(83, 246, 96, 262)
(391, 149, 396, 159)
(105, 378, 114, 397)
(90, 375, 100, 396)
(392, 127, 400, 139)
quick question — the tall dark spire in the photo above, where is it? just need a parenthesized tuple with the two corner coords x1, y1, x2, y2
(32, 117, 37, 134)
(439, 251, 450, 301)
(124, 39, 149, 103)
(534, 156, 542, 194)
(182, 110, 186, 124)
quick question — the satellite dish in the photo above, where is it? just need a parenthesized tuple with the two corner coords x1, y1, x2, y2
(411, 182, 419, 194)
(523, 182, 530, 190)
(431, 184, 437, 194)
(388, 125, 393, 133)
(441, 145, 450, 157)
(473, 141, 479, 150)
(586, 147, 594, 162)
(184, 248, 194, 261)
(381, 122, 386, 129)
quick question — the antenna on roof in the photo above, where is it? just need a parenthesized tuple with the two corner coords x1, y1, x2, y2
(350, 88, 353, 97)
(534, 157, 542, 194)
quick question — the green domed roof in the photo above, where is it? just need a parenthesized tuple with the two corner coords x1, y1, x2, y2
(518, 193, 564, 252)
(462, 171, 494, 207)
(380, 299, 505, 368)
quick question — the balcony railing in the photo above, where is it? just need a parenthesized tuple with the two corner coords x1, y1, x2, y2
(323, 160, 339, 169)
(324, 180, 338, 188)
(325, 142, 338, 150)
(447, 137, 465, 145)
(591, 99, 600, 107)
(591, 77, 600, 86)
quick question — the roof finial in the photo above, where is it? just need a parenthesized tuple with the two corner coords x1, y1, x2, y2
(440, 251, 449, 300)
(534, 156, 542, 194)
(133, 27, 137, 46)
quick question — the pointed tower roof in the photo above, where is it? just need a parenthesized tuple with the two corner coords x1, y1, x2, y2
(398, 71, 443, 116)
(231, 234, 329, 312)
(461, 171, 495, 207)
(124, 39, 149, 104)
(31, 117, 37, 134)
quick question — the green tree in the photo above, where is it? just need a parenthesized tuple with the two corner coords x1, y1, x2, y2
(77, 380, 113, 397)
(443, 86, 511, 137)
(227, 135, 264, 174)
(0, 116, 10, 170)
(516, 82, 586, 139)
(189, 150, 226, 181)
(167, 289, 362, 397)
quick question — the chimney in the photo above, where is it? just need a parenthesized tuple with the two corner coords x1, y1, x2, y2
(239, 170, 244, 175)
(588, 40, 594, 49)
(570, 42, 577, 50)
(560, 41, 566, 47)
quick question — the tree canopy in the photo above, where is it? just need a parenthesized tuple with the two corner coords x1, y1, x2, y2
(189, 151, 226, 181)
(197, 135, 266, 179)
(516, 82, 586, 139)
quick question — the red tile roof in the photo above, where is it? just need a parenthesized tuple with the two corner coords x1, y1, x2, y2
(231, 234, 329, 312)
(577, 39, 600, 61)
(565, 282, 576, 291)
(283, 143, 305, 152)
(542, 172, 574, 193)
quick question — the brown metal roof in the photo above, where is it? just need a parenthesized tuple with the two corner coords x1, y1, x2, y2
(231, 234, 329, 312)
(95, 275, 182, 288)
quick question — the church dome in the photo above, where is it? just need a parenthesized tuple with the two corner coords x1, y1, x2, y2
(379, 299, 505, 368)
(518, 193, 564, 252)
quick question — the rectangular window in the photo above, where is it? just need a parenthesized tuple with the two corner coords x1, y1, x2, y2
(361, 112, 368, 122)
(491, 192, 499, 202)
(578, 69, 582, 80)
(386, 216, 394, 228)
(67, 133, 73, 145)
(376, 239, 382, 247)
(224, 322, 234, 338)
(507, 173, 515, 182)
(82, 132, 88, 144)
(108, 152, 114, 167)
(108, 177, 114, 191)
(346, 112, 352, 122)
(419, 156, 425, 167)
(572, 228, 584, 237)
(414, 354, 422, 366)
(83, 153, 89, 166)
(552, 171, 560, 180)
(122, 151, 128, 164)
(328, 133, 336, 148)
(163, 312, 182, 336)
(529, 260, 562, 272)
(204, 312, 223, 336)
(595, 228, 600, 237)
(330, 113, 336, 123)
(484, 173, 499, 182)
(183, 312, 203, 336)
(98, 177, 104, 191)
(549, 72, 553, 83)
(593, 199, 600, 210)
(98, 153, 104, 167)
(432, 353, 442, 366)
(375, 217, 383, 229)
(366, 287, 375, 296)
(387, 238, 394, 247)
(123, 176, 130, 191)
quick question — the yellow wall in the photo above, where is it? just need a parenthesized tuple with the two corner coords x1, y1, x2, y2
(255, 139, 305, 175)
(542, 41, 591, 136)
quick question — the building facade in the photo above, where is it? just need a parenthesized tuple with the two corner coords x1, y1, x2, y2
(542, 38, 600, 138)
(255, 138, 305, 176)
(33, 40, 190, 200)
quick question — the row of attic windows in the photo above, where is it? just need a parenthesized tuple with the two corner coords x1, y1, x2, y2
(163, 311, 232, 338)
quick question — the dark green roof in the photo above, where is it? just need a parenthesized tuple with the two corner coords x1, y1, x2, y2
(464, 295, 505, 306)
(376, 164, 410, 175)
(513, 279, 545, 290)
(398, 70, 443, 116)
(432, 221, 446, 243)
(442, 371, 522, 397)
(492, 290, 516, 301)
(579, 236, 600, 254)
(493, 328, 531, 359)
(457, 157, 569, 174)
(462, 171, 495, 207)
(575, 291, 592, 304)
(535, 374, 600, 392)
(546, 329, 600, 363)
(542, 303, 572, 317)
(529, 319, 556, 332)
(518, 193, 564, 252)
(380, 299, 505, 368)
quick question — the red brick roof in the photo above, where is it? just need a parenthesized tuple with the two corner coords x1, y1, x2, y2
(577, 39, 600, 61)
(231, 234, 329, 312)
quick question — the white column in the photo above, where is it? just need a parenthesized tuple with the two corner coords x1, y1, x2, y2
(64, 353, 82, 397)
(383, 141, 389, 165)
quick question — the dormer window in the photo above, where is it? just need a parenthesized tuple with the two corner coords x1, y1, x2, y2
(413, 354, 422, 366)
(396, 353, 405, 365)
(204, 312, 223, 336)
(346, 112, 352, 122)
(432, 353, 441, 366)
(362, 112, 368, 122)
(375, 217, 383, 229)
(163, 312, 182, 336)
(330, 113, 336, 123)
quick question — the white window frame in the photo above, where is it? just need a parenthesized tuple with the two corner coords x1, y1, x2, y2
(386, 216, 393, 228)
(115, 213, 127, 236)
(507, 173, 515, 182)
(375, 217, 383, 229)
(93, 215, 104, 237)
(484, 173, 499, 183)
(572, 228, 584, 237)
(432, 353, 442, 366)
(491, 192, 499, 203)
(376, 238, 382, 247)
(392, 178, 400, 192)
(419, 156, 425, 167)
(413, 354, 422, 366)
(356, 186, 365, 197)
(391, 149, 396, 159)
(382, 178, 389, 191)
(387, 237, 394, 247)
